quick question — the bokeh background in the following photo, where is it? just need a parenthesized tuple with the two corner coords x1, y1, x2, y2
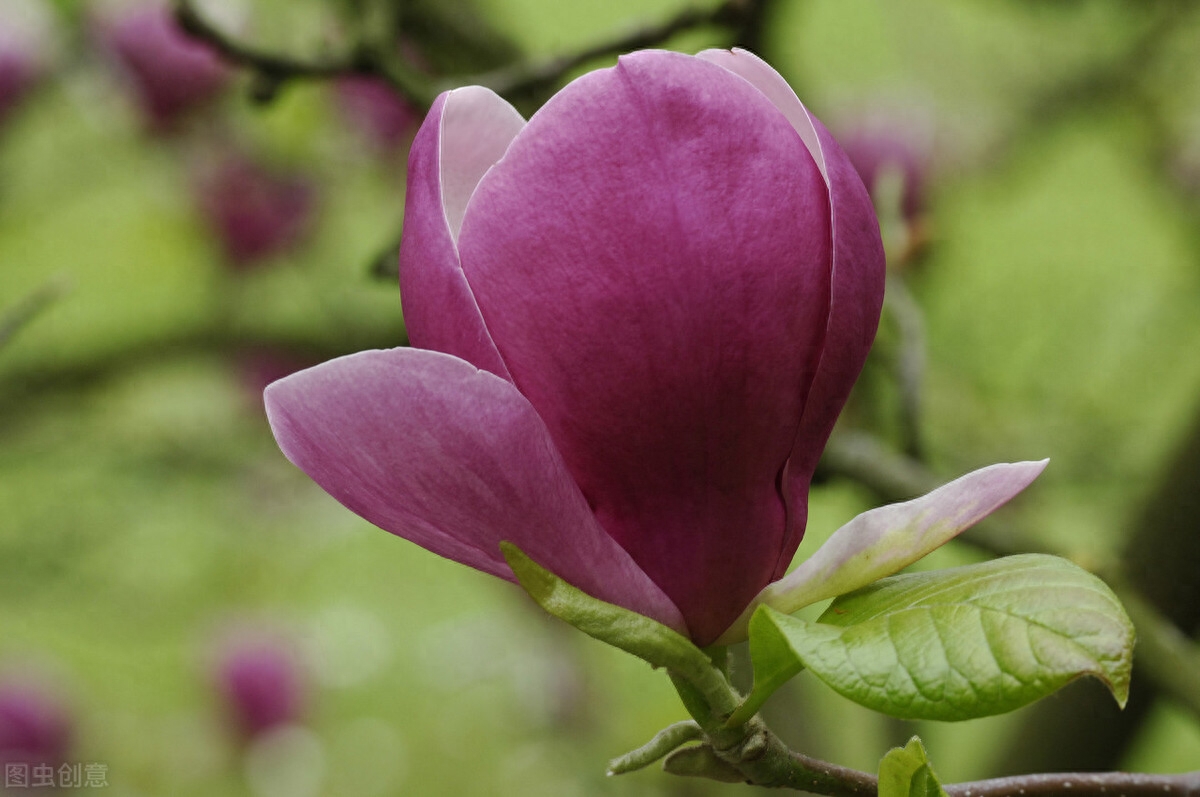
(1, 0, 1199, 794)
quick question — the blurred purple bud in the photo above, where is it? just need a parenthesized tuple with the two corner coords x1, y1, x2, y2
(0, 0, 55, 128)
(99, 1, 229, 132)
(335, 76, 419, 152)
(837, 111, 933, 224)
(0, 680, 72, 768)
(234, 347, 321, 407)
(215, 638, 305, 741)
(194, 154, 317, 268)
(0, 52, 37, 128)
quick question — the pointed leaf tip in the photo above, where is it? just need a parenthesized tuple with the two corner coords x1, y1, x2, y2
(878, 737, 947, 797)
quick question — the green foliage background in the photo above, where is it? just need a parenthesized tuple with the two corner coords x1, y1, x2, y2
(1, 0, 1199, 794)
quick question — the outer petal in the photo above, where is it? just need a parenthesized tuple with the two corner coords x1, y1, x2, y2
(264, 348, 686, 633)
(715, 460, 1049, 644)
(457, 50, 833, 644)
(398, 87, 524, 380)
(698, 48, 887, 580)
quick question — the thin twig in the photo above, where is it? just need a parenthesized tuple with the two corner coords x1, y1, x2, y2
(464, 0, 766, 98)
(174, 1, 356, 78)
(173, 0, 438, 105)
(753, 742, 1200, 796)
(882, 275, 926, 460)
(652, 671, 1200, 795)
(177, 0, 770, 108)
(943, 770, 1200, 797)
(0, 276, 71, 351)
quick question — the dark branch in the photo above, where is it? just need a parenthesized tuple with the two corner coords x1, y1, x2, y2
(655, 705, 1200, 795)
(176, 0, 773, 109)
(462, 0, 767, 98)
(173, 0, 438, 105)
(175, 1, 356, 79)
(943, 770, 1200, 797)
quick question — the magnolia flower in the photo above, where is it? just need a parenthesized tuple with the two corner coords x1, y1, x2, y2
(98, 1, 229, 131)
(266, 49, 1041, 646)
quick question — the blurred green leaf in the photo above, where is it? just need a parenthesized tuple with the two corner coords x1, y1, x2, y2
(761, 554, 1134, 721)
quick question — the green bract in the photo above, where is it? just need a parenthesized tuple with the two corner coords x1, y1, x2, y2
(500, 542, 738, 718)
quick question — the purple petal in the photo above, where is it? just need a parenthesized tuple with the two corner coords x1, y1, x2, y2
(399, 88, 524, 380)
(698, 48, 887, 581)
(717, 460, 1049, 643)
(264, 348, 685, 632)
(457, 50, 832, 644)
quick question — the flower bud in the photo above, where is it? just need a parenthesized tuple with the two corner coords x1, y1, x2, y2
(97, 1, 229, 132)
(214, 636, 306, 741)
(0, 679, 72, 769)
(335, 76, 419, 153)
(193, 153, 316, 268)
(0, 0, 56, 129)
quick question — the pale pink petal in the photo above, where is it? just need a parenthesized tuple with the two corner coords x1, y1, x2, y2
(264, 348, 686, 632)
(456, 50, 832, 644)
(716, 460, 1049, 644)
(398, 87, 525, 380)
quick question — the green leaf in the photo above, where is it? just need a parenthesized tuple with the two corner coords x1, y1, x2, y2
(761, 554, 1134, 721)
(500, 542, 737, 717)
(878, 737, 948, 797)
(725, 606, 805, 727)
